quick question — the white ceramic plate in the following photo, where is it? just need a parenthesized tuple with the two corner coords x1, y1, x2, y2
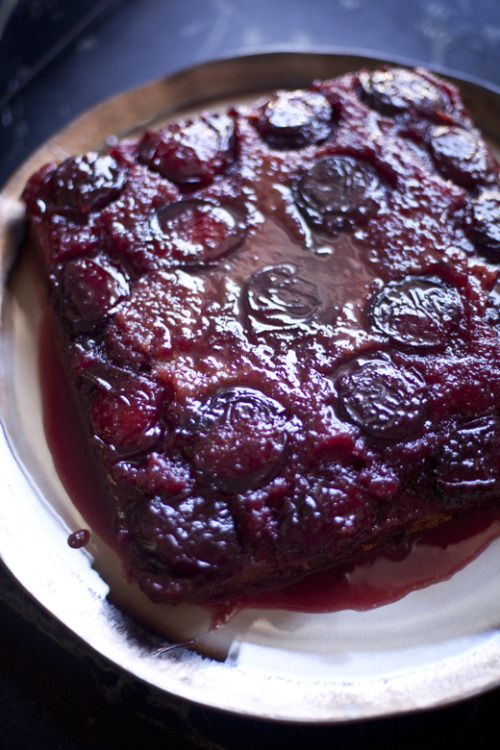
(3, 52, 500, 723)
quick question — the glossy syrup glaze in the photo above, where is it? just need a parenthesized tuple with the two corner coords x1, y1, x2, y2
(25, 65, 500, 607)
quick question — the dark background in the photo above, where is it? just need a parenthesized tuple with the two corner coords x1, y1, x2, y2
(2, 0, 500, 747)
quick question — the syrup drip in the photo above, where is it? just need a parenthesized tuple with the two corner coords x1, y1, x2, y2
(39, 310, 117, 553)
(67, 528, 91, 549)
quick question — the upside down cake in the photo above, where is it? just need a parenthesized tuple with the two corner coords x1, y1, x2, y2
(22, 65, 500, 605)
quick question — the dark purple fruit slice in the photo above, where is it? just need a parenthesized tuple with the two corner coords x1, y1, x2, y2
(429, 125, 489, 186)
(90, 375, 163, 457)
(284, 466, 378, 553)
(243, 263, 321, 331)
(434, 417, 500, 501)
(138, 113, 235, 187)
(185, 387, 289, 493)
(359, 67, 447, 116)
(127, 494, 240, 579)
(468, 189, 500, 256)
(337, 358, 427, 441)
(252, 89, 333, 149)
(370, 276, 463, 350)
(44, 153, 127, 219)
(151, 199, 247, 265)
(294, 154, 385, 234)
(62, 256, 130, 323)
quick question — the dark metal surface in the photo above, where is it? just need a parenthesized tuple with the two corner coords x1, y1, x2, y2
(0, 0, 117, 110)
(3, 0, 500, 746)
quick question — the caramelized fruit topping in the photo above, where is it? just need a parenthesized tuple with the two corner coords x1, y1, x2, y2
(370, 276, 463, 350)
(294, 154, 385, 234)
(251, 89, 333, 149)
(138, 113, 235, 187)
(23, 65, 500, 605)
(44, 153, 127, 218)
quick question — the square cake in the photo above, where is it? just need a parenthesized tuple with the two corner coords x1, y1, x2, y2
(22, 65, 500, 605)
